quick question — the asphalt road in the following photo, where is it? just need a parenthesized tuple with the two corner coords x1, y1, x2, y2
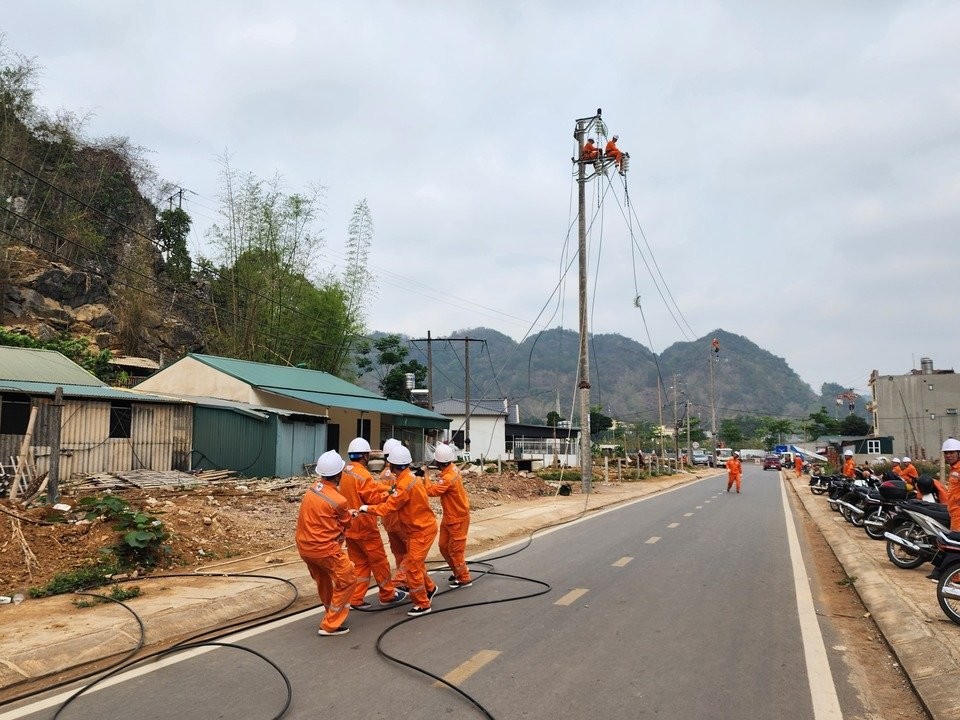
(10, 466, 867, 720)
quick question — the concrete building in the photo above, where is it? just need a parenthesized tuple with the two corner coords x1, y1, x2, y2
(870, 357, 960, 460)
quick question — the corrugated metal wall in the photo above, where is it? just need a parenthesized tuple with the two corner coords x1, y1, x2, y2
(191, 406, 278, 478)
(275, 418, 327, 477)
(0, 396, 192, 477)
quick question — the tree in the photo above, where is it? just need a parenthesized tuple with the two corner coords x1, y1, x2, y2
(759, 418, 795, 449)
(205, 156, 359, 375)
(718, 418, 744, 447)
(546, 410, 563, 427)
(342, 199, 375, 324)
(355, 334, 427, 400)
(589, 405, 613, 437)
(806, 407, 840, 440)
(156, 206, 192, 284)
(839, 414, 871, 437)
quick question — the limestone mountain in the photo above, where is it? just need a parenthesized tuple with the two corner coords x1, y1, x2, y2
(359, 327, 819, 426)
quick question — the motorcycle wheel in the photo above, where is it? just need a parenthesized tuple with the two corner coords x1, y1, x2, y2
(885, 521, 929, 569)
(863, 509, 888, 540)
(810, 481, 827, 496)
(936, 563, 960, 626)
(840, 493, 859, 524)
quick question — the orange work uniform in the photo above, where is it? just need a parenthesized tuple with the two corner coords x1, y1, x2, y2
(427, 463, 472, 585)
(581, 140, 599, 161)
(726, 457, 742, 492)
(794, 455, 804, 478)
(900, 463, 919, 490)
(365, 467, 438, 610)
(604, 138, 623, 168)
(295, 479, 359, 634)
(338, 462, 398, 605)
(948, 460, 960, 531)
(378, 466, 408, 587)
(890, 463, 903, 478)
(841, 457, 856, 478)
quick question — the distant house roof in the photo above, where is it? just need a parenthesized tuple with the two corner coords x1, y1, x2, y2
(0, 347, 179, 403)
(108, 356, 160, 371)
(433, 399, 506, 416)
(186, 353, 448, 427)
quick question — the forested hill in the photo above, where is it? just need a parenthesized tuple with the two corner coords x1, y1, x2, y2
(369, 327, 819, 425)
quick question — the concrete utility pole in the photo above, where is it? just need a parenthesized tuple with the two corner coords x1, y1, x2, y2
(47, 387, 64, 504)
(686, 401, 693, 467)
(709, 348, 717, 443)
(409, 335, 483, 450)
(672, 375, 680, 460)
(574, 110, 600, 493)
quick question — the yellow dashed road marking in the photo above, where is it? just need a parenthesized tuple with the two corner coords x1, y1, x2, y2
(435, 650, 502, 687)
(556, 588, 589, 605)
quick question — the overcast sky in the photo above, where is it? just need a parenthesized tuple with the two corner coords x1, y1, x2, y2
(3, 1, 959, 399)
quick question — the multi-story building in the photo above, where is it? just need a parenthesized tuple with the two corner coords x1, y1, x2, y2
(870, 357, 960, 460)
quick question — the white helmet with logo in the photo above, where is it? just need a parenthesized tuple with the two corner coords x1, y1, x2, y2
(942, 438, 960, 452)
(387, 445, 412, 466)
(434, 444, 456, 464)
(315, 450, 346, 478)
(348, 437, 371, 454)
(901, 456, 911, 463)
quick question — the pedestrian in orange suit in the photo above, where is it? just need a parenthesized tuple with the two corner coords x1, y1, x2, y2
(726, 452, 743, 493)
(361, 445, 439, 618)
(841, 450, 856, 478)
(338, 437, 408, 610)
(378, 438, 408, 589)
(427, 443, 473, 588)
(296, 450, 360, 636)
(794, 454, 804, 478)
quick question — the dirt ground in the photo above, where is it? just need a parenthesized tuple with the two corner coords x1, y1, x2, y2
(0, 469, 557, 595)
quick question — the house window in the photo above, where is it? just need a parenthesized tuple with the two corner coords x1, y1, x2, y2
(947, 408, 958, 416)
(0, 393, 31, 435)
(356, 417, 371, 443)
(109, 401, 132, 439)
(866, 439, 880, 454)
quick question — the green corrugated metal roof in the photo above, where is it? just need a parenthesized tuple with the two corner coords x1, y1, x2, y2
(0, 347, 104, 386)
(190, 353, 382, 399)
(0, 380, 179, 403)
(189, 353, 448, 427)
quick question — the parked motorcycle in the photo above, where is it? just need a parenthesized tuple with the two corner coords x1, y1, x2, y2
(934, 531, 960, 626)
(883, 500, 951, 570)
(808, 469, 835, 496)
(863, 476, 914, 540)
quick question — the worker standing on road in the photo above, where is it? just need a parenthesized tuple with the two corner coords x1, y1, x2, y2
(295, 450, 359, 637)
(841, 449, 856, 478)
(427, 443, 473, 589)
(378, 438, 409, 590)
(361, 445, 439, 617)
(794, 454, 804, 478)
(726, 451, 743, 493)
(339, 438, 408, 610)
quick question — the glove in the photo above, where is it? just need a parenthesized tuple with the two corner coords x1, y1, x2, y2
(359, 505, 369, 513)
(349, 509, 360, 518)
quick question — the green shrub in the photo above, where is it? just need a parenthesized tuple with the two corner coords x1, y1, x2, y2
(77, 494, 171, 567)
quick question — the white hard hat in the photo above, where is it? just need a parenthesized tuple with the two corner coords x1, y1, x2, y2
(892, 457, 901, 463)
(434, 444, 456, 463)
(843, 449, 853, 456)
(387, 445, 412, 466)
(901, 456, 911, 463)
(347, 437, 371, 454)
(942, 438, 960, 452)
(315, 450, 346, 477)
(382, 438, 401, 454)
